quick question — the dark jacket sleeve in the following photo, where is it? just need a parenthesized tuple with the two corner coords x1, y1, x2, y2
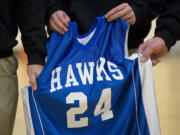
(155, 0, 180, 50)
(15, 0, 47, 65)
(130, 0, 165, 26)
(44, 0, 63, 25)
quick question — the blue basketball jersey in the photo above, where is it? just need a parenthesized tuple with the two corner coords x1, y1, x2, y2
(22, 16, 161, 135)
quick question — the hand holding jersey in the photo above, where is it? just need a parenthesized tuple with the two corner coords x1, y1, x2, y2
(138, 37, 168, 66)
(27, 65, 44, 90)
(49, 10, 70, 35)
(48, 2, 168, 68)
(105, 3, 136, 25)
(49, 3, 136, 35)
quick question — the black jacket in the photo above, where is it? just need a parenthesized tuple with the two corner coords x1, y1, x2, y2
(44, 0, 180, 50)
(155, 0, 180, 47)
(0, 0, 47, 65)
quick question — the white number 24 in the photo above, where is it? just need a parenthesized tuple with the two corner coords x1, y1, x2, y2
(66, 88, 114, 128)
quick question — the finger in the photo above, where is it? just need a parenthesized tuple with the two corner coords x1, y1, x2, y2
(50, 20, 65, 35)
(107, 7, 132, 22)
(141, 45, 153, 63)
(50, 20, 65, 34)
(52, 15, 68, 32)
(29, 74, 37, 91)
(157, 58, 161, 62)
(124, 17, 135, 25)
(35, 69, 42, 77)
(57, 13, 69, 28)
(53, 16, 67, 32)
(152, 57, 161, 66)
(152, 59, 160, 66)
(105, 4, 126, 19)
(63, 12, 71, 23)
(138, 43, 146, 54)
(122, 12, 134, 20)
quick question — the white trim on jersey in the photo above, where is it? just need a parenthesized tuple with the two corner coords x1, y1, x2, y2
(132, 66, 142, 135)
(124, 26, 140, 61)
(77, 28, 96, 46)
(124, 22, 161, 135)
(139, 59, 161, 135)
(31, 90, 46, 135)
(124, 26, 130, 59)
(21, 86, 35, 135)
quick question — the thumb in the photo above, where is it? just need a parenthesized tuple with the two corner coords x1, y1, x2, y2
(63, 12, 70, 22)
(140, 44, 153, 63)
(138, 43, 145, 54)
(30, 74, 37, 91)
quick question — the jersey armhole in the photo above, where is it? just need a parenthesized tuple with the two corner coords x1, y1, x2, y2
(124, 26, 130, 59)
(121, 20, 140, 61)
